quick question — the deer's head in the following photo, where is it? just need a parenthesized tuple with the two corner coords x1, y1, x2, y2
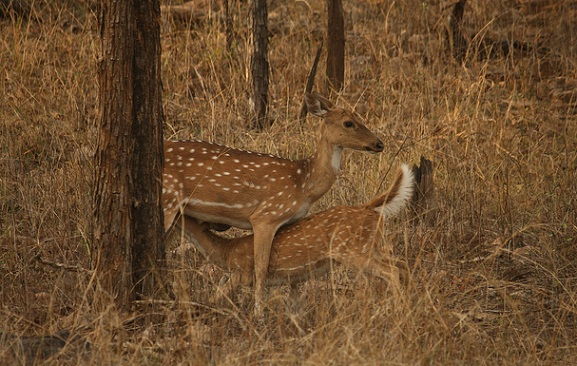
(305, 92, 384, 153)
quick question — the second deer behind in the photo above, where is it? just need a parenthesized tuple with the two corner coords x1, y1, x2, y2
(179, 163, 416, 299)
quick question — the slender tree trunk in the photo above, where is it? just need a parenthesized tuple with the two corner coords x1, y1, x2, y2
(250, 0, 269, 129)
(94, 0, 165, 311)
(447, 0, 468, 62)
(224, 0, 233, 52)
(326, 0, 345, 91)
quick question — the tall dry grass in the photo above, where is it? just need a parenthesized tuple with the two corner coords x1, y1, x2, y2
(1, 0, 577, 364)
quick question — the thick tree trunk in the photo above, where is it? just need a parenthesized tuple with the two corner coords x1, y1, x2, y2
(326, 0, 345, 91)
(94, 0, 165, 311)
(131, 0, 165, 302)
(250, 0, 269, 129)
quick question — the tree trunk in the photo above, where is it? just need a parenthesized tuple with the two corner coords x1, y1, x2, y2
(250, 0, 269, 129)
(326, 0, 345, 91)
(447, 0, 468, 62)
(94, 0, 165, 311)
(224, 0, 233, 52)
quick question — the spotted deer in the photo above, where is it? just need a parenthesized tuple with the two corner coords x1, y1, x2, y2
(178, 164, 415, 299)
(163, 93, 384, 313)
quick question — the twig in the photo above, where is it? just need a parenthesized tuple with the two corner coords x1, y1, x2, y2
(34, 254, 90, 273)
(375, 134, 409, 195)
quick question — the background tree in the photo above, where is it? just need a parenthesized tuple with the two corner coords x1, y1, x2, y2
(93, 0, 165, 311)
(224, 0, 234, 52)
(326, 0, 345, 91)
(250, 0, 270, 129)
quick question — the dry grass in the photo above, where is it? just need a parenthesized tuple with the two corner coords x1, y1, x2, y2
(1, 0, 577, 364)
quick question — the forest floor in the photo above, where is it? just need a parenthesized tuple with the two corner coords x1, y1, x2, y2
(1, 0, 577, 364)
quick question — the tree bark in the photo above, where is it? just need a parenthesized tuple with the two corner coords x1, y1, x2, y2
(250, 0, 269, 129)
(326, 0, 345, 91)
(94, 0, 165, 311)
(224, 0, 233, 52)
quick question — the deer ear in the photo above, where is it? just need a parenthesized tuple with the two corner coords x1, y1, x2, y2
(305, 92, 334, 117)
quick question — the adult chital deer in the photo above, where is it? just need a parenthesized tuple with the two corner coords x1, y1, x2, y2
(177, 164, 415, 297)
(163, 93, 384, 313)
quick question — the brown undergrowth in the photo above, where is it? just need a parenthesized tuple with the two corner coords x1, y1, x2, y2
(1, 0, 577, 364)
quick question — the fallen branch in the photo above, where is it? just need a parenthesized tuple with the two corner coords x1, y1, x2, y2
(411, 156, 434, 207)
(299, 42, 323, 122)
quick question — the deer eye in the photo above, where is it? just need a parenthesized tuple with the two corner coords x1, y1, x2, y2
(343, 121, 354, 128)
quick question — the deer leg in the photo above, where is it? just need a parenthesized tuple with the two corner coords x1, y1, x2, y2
(367, 258, 405, 303)
(163, 207, 178, 232)
(251, 222, 279, 316)
(210, 271, 242, 304)
(338, 253, 402, 295)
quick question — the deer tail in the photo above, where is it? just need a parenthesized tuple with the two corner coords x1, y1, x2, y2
(366, 164, 415, 219)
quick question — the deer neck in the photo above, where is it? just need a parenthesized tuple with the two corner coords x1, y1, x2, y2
(304, 135, 342, 201)
(183, 220, 234, 269)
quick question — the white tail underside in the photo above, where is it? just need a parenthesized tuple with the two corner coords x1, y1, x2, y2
(374, 164, 414, 219)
